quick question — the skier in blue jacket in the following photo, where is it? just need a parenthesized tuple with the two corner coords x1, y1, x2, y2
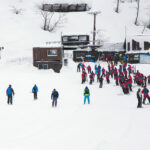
(6, 85, 15, 105)
(32, 84, 38, 100)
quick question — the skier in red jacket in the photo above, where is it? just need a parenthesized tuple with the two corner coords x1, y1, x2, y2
(142, 87, 150, 104)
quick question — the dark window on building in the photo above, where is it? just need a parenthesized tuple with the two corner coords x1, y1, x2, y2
(68, 5, 77, 11)
(47, 50, 57, 56)
(134, 54, 140, 60)
(79, 36, 87, 41)
(76, 52, 85, 58)
(53, 4, 61, 11)
(62, 37, 68, 42)
(43, 4, 51, 11)
(132, 40, 141, 50)
(38, 64, 48, 69)
(68, 36, 78, 41)
(61, 4, 69, 11)
(144, 41, 150, 50)
(127, 42, 130, 51)
(77, 4, 86, 11)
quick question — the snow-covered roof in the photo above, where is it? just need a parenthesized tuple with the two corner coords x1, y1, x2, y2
(75, 47, 91, 51)
(33, 42, 62, 48)
(98, 43, 125, 52)
(127, 35, 150, 42)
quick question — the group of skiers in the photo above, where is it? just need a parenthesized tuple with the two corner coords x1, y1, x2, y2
(5, 83, 90, 106)
(32, 85, 60, 108)
(6, 84, 59, 107)
(4, 61, 150, 109)
(77, 61, 150, 108)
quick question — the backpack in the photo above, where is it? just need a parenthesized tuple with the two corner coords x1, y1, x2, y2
(85, 89, 89, 94)
(33, 87, 36, 93)
(53, 91, 58, 97)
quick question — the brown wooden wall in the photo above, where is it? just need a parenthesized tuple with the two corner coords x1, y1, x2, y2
(33, 47, 62, 61)
(33, 47, 63, 72)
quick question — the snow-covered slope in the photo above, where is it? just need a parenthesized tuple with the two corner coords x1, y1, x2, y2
(0, 60, 150, 150)
(0, 0, 150, 62)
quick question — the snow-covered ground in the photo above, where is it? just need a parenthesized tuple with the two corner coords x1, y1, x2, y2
(0, 60, 150, 150)
(0, 0, 150, 149)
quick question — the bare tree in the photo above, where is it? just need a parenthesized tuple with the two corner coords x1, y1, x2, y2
(135, 0, 140, 25)
(37, 4, 66, 32)
(115, 0, 120, 13)
(40, 10, 66, 32)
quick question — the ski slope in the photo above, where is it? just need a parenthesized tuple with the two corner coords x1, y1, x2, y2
(0, 60, 150, 150)
(0, 0, 150, 149)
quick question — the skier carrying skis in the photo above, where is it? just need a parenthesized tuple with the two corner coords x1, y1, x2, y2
(51, 89, 59, 107)
(32, 84, 38, 100)
(83, 86, 90, 104)
(6, 85, 15, 105)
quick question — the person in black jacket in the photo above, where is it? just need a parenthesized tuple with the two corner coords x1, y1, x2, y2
(137, 88, 142, 108)
(77, 63, 81, 72)
(51, 89, 59, 107)
(99, 76, 103, 88)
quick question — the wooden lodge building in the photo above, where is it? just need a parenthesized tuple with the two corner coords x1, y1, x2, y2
(33, 46, 63, 73)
